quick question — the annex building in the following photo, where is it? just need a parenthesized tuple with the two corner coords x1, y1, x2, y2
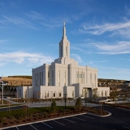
(17, 23, 110, 99)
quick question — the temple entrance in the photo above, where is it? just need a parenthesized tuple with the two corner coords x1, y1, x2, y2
(82, 88, 92, 98)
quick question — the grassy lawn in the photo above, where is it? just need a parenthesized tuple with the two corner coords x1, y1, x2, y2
(0, 100, 9, 105)
(121, 102, 130, 106)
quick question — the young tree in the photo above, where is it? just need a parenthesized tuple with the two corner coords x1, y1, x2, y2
(92, 88, 99, 100)
(51, 100, 57, 113)
(75, 97, 82, 110)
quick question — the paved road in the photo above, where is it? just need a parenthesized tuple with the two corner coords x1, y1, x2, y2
(2, 106, 130, 130)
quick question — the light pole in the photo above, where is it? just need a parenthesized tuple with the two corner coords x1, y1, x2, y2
(84, 88, 87, 107)
(1, 81, 8, 105)
(64, 93, 67, 110)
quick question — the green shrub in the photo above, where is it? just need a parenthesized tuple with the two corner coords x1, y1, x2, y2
(51, 100, 57, 113)
(75, 97, 82, 110)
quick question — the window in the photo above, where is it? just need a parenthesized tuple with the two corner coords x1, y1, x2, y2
(59, 93, 61, 97)
(35, 74, 38, 86)
(95, 74, 96, 87)
(101, 91, 103, 96)
(58, 70, 60, 86)
(90, 73, 92, 84)
(66, 46, 68, 57)
(72, 91, 74, 97)
(42, 72, 43, 85)
(52, 70, 53, 85)
(105, 91, 107, 96)
(53, 93, 55, 97)
(61, 45, 62, 57)
(76, 72, 84, 83)
(64, 71, 66, 85)
(47, 92, 49, 97)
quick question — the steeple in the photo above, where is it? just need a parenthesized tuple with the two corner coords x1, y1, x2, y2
(62, 22, 67, 39)
(59, 22, 70, 58)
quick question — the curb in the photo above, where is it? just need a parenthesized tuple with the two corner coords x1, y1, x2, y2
(1, 111, 112, 129)
(117, 107, 130, 111)
(86, 110, 112, 117)
(0, 105, 24, 110)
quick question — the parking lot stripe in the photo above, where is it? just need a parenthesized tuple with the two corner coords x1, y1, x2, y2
(30, 124, 38, 130)
(73, 117, 86, 121)
(123, 126, 130, 129)
(63, 118, 76, 123)
(16, 127, 19, 130)
(82, 115, 94, 119)
(53, 120, 65, 126)
(42, 122, 53, 129)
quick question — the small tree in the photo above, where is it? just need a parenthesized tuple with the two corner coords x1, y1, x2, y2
(51, 100, 57, 113)
(92, 88, 99, 100)
(75, 97, 82, 110)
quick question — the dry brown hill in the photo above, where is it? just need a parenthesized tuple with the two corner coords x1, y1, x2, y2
(2, 76, 127, 87)
(2, 76, 32, 86)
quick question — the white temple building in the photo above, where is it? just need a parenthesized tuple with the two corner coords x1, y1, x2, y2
(17, 23, 110, 99)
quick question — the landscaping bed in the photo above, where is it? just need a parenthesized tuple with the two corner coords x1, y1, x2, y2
(0, 106, 109, 128)
(115, 103, 130, 110)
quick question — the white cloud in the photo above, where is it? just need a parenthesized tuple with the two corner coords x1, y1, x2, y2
(0, 51, 54, 66)
(99, 66, 130, 75)
(89, 60, 108, 64)
(26, 11, 71, 28)
(92, 41, 130, 54)
(71, 54, 82, 63)
(2, 15, 38, 30)
(71, 46, 86, 53)
(79, 21, 130, 38)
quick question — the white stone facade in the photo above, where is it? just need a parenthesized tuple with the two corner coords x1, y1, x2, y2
(17, 23, 110, 99)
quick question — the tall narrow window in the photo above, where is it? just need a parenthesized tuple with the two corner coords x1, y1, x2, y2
(105, 91, 107, 96)
(66, 46, 67, 57)
(61, 45, 62, 57)
(52, 70, 53, 85)
(35, 74, 38, 86)
(76, 72, 78, 83)
(40, 72, 42, 85)
(90, 73, 92, 84)
(95, 74, 96, 87)
(64, 70, 66, 85)
(72, 91, 74, 97)
(58, 70, 60, 86)
(101, 91, 103, 97)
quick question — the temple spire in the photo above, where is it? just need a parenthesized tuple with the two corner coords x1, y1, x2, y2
(63, 22, 66, 39)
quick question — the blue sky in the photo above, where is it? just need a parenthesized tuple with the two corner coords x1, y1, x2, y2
(0, 0, 130, 80)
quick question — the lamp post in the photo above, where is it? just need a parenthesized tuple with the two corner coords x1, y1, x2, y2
(84, 88, 87, 107)
(1, 81, 7, 105)
(64, 93, 67, 110)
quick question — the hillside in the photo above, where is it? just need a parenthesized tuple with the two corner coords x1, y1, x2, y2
(2, 76, 127, 87)
(2, 76, 32, 86)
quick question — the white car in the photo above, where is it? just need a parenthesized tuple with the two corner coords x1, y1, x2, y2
(99, 99, 110, 103)
(105, 100, 115, 104)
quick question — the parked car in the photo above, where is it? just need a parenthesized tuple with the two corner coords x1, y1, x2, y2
(105, 100, 115, 104)
(99, 99, 110, 103)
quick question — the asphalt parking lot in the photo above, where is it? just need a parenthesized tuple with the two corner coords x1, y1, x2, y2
(2, 106, 130, 130)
